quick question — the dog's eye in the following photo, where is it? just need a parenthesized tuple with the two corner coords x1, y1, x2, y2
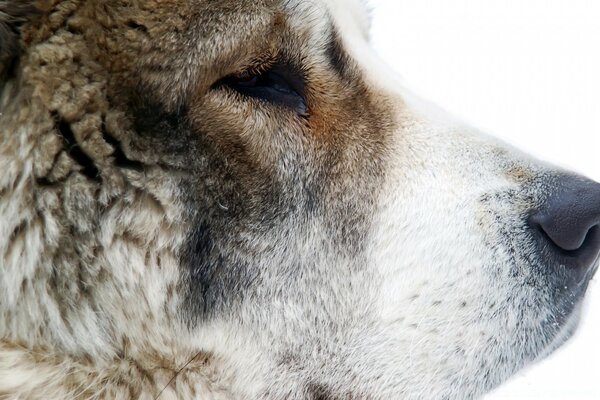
(219, 66, 308, 116)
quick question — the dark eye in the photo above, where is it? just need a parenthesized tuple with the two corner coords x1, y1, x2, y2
(219, 66, 308, 116)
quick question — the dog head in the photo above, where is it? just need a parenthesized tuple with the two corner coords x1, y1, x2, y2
(0, 0, 598, 398)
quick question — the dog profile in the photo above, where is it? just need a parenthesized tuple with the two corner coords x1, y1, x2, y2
(1, 0, 598, 399)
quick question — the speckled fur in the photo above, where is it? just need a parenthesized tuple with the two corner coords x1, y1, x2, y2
(0, 0, 595, 399)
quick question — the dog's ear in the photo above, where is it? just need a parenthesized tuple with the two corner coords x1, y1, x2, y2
(0, 1, 39, 82)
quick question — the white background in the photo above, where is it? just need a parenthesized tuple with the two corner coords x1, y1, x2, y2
(369, 1, 600, 399)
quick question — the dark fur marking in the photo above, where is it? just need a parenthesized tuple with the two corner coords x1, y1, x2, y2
(307, 383, 339, 400)
(130, 87, 187, 139)
(184, 222, 228, 320)
(126, 87, 244, 324)
(52, 112, 101, 183)
(128, 86, 203, 172)
(182, 209, 262, 326)
(326, 29, 350, 79)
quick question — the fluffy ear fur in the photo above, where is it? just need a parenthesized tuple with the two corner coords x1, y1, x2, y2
(0, 0, 38, 82)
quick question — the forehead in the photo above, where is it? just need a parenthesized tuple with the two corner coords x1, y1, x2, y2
(283, 0, 371, 38)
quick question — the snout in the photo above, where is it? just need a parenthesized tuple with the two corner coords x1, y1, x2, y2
(529, 175, 600, 284)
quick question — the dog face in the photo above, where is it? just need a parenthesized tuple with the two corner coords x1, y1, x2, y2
(0, 0, 598, 399)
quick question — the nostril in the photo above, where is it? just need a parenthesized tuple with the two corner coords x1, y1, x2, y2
(532, 216, 599, 253)
(530, 216, 600, 271)
(529, 213, 598, 252)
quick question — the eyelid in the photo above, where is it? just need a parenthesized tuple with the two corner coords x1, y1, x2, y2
(232, 51, 278, 79)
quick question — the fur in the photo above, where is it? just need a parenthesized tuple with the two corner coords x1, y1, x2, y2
(0, 0, 596, 399)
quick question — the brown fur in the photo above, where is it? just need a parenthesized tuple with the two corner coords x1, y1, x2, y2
(1, 0, 394, 397)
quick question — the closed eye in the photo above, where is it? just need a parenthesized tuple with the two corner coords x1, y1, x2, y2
(216, 64, 308, 117)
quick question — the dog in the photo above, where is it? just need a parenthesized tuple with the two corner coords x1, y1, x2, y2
(0, 0, 598, 399)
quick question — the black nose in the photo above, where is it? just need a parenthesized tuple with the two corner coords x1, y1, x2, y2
(530, 176, 600, 270)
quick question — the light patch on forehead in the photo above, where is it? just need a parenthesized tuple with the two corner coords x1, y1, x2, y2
(282, 0, 370, 39)
(322, 0, 372, 39)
